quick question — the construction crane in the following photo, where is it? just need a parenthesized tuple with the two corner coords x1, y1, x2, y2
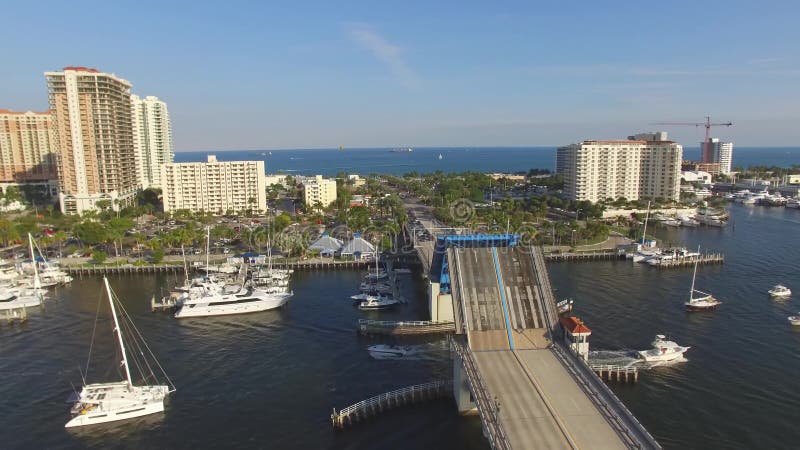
(653, 116, 733, 162)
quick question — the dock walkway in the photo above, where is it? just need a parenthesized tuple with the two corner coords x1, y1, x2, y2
(331, 380, 451, 428)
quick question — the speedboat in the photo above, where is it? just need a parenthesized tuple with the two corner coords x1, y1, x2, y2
(367, 344, 419, 358)
(637, 335, 690, 362)
(788, 314, 800, 326)
(556, 298, 574, 315)
(679, 216, 700, 227)
(768, 284, 791, 298)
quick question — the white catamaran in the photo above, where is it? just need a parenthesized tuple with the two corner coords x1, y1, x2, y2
(65, 277, 175, 428)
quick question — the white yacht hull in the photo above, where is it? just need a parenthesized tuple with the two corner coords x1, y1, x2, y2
(174, 292, 292, 318)
(65, 382, 169, 428)
(637, 348, 689, 362)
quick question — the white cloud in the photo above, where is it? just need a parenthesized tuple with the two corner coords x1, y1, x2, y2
(344, 23, 420, 89)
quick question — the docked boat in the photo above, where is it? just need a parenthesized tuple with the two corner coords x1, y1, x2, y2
(768, 284, 791, 298)
(359, 281, 393, 294)
(661, 218, 682, 227)
(0, 288, 44, 310)
(556, 298, 574, 315)
(679, 216, 700, 227)
(65, 277, 174, 428)
(358, 294, 400, 310)
(637, 335, 690, 362)
(788, 314, 800, 326)
(174, 285, 293, 318)
(685, 247, 721, 311)
(786, 198, 800, 209)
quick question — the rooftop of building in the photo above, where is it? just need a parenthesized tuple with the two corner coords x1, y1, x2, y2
(0, 109, 50, 115)
(63, 66, 100, 72)
(559, 316, 592, 335)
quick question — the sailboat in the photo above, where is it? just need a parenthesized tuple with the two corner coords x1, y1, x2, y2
(66, 277, 174, 427)
(631, 201, 660, 263)
(684, 246, 721, 311)
(437, 153, 443, 160)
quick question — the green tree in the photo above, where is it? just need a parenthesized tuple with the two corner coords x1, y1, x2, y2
(91, 250, 108, 264)
(151, 248, 165, 263)
(74, 221, 108, 245)
(0, 219, 20, 246)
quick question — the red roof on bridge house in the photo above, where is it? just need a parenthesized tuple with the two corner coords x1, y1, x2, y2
(560, 316, 592, 335)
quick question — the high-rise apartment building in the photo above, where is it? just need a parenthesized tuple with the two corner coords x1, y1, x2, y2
(301, 175, 337, 211)
(708, 138, 733, 175)
(45, 67, 138, 214)
(556, 135, 682, 203)
(132, 95, 173, 189)
(0, 109, 58, 182)
(161, 155, 267, 214)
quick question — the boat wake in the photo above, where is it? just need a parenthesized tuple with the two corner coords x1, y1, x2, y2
(588, 349, 688, 369)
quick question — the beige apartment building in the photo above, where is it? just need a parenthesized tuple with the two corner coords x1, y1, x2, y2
(132, 95, 173, 189)
(556, 137, 682, 203)
(301, 175, 337, 211)
(0, 109, 58, 182)
(161, 155, 267, 214)
(46, 67, 138, 214)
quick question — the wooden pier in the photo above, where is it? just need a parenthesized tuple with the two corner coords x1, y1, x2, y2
(1, 307, 27, 324)
(64, 259, 373, 277)
(589, 364, 639, 383)
(357, 319, 456, 336)
(545, 251, 625, 262)
(331, 380, 451, 428)
(655, 253, 724, 269)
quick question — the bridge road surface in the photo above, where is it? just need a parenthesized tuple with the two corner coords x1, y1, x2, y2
(450, 246, 629, 449)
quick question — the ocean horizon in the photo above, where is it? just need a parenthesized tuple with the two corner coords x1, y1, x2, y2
(174, 146, 800, 177)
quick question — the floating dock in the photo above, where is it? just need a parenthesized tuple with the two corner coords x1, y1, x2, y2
(357, 319, 456, 336)
(1, 307, 27, 324)
(331, 380, 451, 428)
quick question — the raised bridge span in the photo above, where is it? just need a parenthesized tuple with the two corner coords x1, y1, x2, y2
(418, 232, 660, 450)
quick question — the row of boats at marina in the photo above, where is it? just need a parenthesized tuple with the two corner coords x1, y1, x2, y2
(724, 188, 800, 208)
(0, 234, 73, 314)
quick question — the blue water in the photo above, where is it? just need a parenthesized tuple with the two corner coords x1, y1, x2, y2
(174, 147, 800, 176)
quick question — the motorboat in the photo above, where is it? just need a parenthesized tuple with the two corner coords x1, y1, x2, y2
(367, 344, 419, 358)
(364, 270, 388, 281)
(174, 286, 293, 318)
(359, 282, 393, 294)
(685, 246, 721, 311)
(768, 285, 791, 298)
(788, 314, 800, 326)
(632, 249, 660, 263)
(661, 218, 682, 227)
(786, 198, 800, 209)
(358, 294, 400, 310)
(637, 335, 690, 362)
(556, 298, 574, 315)
(65, 277, 174, 427)
(0, 289, 44, 310)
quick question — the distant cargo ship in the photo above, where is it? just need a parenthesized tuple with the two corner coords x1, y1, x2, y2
(389, 148, 413, 153)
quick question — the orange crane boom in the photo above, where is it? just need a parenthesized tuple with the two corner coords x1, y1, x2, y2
(653, 116, 733, 162)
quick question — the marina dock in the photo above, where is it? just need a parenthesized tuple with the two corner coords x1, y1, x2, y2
(545, 251, 624, 262)
(331, 380, 451, 428)
(357, 319, 456, 336)
(654, 253, 724, 269)
(63, 259, 375, 276)
(589, 364, 639, 383)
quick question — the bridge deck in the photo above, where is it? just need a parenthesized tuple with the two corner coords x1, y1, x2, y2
(496, 248, 550, 350)
(475, 349, 627, 450)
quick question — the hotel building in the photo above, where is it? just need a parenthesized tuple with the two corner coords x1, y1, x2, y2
(45, 67, 138, 214)
(132, 95, 173, 189)
(301, 175, 337, 211)
(161, 155, 267, 214)
(556, 134, 682, 203)
(0, 109, 59, 196)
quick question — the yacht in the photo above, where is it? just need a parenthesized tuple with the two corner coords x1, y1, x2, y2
(661, 217, 682, 227)
(174, 284, 292, 318)
(786, 198, 800, 209)
(679, 216, 700, 227)
(768, 284, 791, 298)
(788, 314, 800, 326)
(637, 335, 690, 362)
(359, 281, 393, 293)
(358, 294, 400, 310)
(66, 277, 174, 427)
(0, 288, 44, 310)
(685, 247, 721, 311)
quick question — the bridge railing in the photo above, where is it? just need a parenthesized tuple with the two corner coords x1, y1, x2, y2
(450, 336, 512, 450)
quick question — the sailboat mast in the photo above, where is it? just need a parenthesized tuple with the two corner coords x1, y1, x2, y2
(205, 226, 211, 271)
(641, 201, 651, 244)
(104, 277, 133, 388)
(28, 233, 40, 289)
(690, 245, 700, 299)
(181, 245, 188, 284)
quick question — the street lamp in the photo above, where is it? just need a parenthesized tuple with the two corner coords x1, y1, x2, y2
(571, 229, 576, 247)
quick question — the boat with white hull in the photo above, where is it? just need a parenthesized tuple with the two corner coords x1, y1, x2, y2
(66, 277, 174, 428)
(685, 246, 721, 311)
(768, 284, 791, 298)
(637, 335, 690, 362)
(358, 294, 400, 310)
(174, 288, 292, 318)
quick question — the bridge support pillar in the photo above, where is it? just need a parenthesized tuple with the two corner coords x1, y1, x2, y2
(453, 352, 477, 415)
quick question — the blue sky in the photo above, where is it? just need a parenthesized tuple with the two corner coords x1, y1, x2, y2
(3, 1, 799, 150)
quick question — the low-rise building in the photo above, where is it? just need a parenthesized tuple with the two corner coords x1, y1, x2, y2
(161, 155, 267, 214)
(348, 174, 365, 187)
(681, 171, 712, 184)
(301, 175, 337, 210)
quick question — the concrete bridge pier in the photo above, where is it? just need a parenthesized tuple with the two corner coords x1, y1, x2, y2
(453, 353, 477, 415)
